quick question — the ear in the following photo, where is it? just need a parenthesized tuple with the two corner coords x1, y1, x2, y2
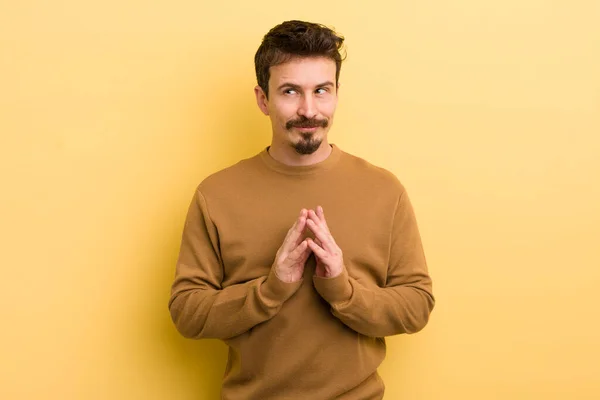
(254, 85, 269, 116)
(336, 81, 341, 97)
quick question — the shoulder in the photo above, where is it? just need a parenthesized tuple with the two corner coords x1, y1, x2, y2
(195, 152, 263, 197)
(339, 149, 406, 196)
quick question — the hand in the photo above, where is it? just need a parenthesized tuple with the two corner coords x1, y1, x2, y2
(273, 209, 312, 283)
(305, 206, 344, 278)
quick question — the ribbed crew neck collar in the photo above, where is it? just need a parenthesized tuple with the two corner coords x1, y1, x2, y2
(259, 144, 342, 175)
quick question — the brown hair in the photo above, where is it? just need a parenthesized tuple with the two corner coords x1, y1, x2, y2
(254, 20, 346, 98)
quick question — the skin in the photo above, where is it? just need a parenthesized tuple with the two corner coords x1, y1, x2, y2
(255, 56, 345, 282)
(306, 206, 344, 279)
(273, 206, 344, 282)
(254, 56, 339, 166)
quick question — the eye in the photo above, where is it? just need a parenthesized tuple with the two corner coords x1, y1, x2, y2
(284, 89, 298, 95)
(316, 88, 328, 94)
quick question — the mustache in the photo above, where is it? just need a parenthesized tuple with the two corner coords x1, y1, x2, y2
(286, 117, 328, 130)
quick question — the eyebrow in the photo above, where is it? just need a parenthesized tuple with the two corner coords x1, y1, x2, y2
(277, 81, 335, 91)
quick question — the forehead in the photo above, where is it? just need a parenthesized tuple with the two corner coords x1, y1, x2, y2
(269, 56, 336, 88)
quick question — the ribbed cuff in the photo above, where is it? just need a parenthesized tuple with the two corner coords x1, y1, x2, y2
(313, 267, 353, 305)
(261, 268, 303, 305)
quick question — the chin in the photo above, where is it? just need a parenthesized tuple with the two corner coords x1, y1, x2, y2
(292, 138, 323, 155)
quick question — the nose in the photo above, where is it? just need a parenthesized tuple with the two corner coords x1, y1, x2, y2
(297, 94, 317, 119)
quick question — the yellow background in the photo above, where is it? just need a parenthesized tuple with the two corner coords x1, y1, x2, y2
(1, 1, 599, 399)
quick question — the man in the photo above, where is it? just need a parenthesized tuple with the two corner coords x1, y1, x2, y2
(169, 20, 435, 400)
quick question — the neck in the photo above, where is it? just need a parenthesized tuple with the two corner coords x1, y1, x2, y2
(268, 140, 333, 167)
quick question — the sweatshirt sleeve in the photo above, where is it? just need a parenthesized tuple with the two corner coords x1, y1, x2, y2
(312, 188, 435, 338)
(168, 188, 303, 340)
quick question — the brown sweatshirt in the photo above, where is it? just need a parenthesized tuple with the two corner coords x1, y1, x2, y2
(169, 144, 435, 400)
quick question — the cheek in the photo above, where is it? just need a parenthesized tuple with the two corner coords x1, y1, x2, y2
(320, 98, 337, 117)
(273, 103, 298, 123)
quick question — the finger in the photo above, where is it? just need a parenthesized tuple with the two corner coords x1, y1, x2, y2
(306, 218, 334, 253)
(316, 205, 325, 221)
(284, 210, 301, 237)
(287, 217, 306, 251)
(307, 209, 327, 232)
(284, 209, 307, 252)
(316, 205, 331, 233)
(314, 238, 327, 256)
(289, 239, 309, 261)
(306, 238, 328, 259)
(302, 239, 313, 260)
(296, 210, 308, 235)
(313, 207, 335, 241)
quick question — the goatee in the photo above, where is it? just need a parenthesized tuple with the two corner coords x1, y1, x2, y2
(292, 133, 322, 155)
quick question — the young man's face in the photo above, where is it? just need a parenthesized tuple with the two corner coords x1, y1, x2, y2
(255, 56, 339, 155)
